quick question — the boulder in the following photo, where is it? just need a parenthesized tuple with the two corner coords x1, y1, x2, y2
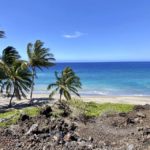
(143, 128, 150, 135)
(78, 141, 93, 149)
(69, 122, 78, 131)
(119, 112, 127, 117)
(40, 126, 50, 133)
(25, 124, 38, 135)
(88, 136, 94, 142)
(137, 127, 143, 131)
(63, 132, 71, 142)
(136, 112, 146, 118)
(127, 118, 136, 124)
(53, 133, 61, 143)
(40, 106, 52, 117)
(134, 105, 145, 111)
(143, 104, 150, 110)
(54, 101, 72, 117)
(19, 114, 30, 121)
(134, 104, 150, 111)
(134, 118, 140, 123)
(127, 144, 134, 150)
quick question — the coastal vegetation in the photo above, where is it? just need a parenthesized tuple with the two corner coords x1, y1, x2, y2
(0, 100, 134, 127)
(0, 106, 42, 127)
(0, 37, 81, 106)
(0, 47, 32, 107)
(48, 67, 81, 101)
(0, 35, 57, 106)
(69, 99, 134, 117)
(27, 40, 55, 101)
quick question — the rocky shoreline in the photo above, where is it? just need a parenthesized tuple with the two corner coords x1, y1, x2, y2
(0, 103, 150, 150)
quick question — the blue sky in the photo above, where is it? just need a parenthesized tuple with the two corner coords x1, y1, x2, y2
(0, 0, 150, 62)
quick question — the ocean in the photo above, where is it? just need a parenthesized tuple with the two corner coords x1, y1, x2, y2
(34, 62, 150, 96)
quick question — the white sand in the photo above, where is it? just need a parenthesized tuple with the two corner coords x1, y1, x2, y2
(0, 93, 150, 107)
(81, 96, 150, 105)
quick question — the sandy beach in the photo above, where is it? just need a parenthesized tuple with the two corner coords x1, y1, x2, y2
(81, 95, 150, 105)
(0, 93, 150, 107)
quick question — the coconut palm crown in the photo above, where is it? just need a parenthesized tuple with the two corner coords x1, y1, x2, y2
(47, 67, 81, 101)
(0, 46, 32, 107)
(27, 40, 55, 100)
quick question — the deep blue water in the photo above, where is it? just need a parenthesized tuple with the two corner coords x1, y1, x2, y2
(34, 62, 150, 96)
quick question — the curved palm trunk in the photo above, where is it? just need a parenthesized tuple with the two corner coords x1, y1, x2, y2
(0, 83, 4, 94)
(60, 93, 62, 101)
(30, 67, 35, 101)
(59, 90, 63, 102)
(9, 88, 15, 107)
(15, 86, 21, 100)
(0, 87, 3, 93)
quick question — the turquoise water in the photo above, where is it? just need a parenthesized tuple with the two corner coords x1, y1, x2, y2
(34, 62, 150, 96)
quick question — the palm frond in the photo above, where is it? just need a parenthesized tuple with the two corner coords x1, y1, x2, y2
(47, 83, 57, 90)
(27, 43, 33, 59)
(55, 71, 60, 80)
(27, 40, 55, 71)
(0, 31, 5, 38)
(1, 46, 20, 65)
(49, 87, 59, 98)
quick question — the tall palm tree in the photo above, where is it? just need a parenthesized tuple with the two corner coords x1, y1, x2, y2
(0, 46, 21, 97)
(3, 61, 32, 107)
(0, 47, 32, 107)
(47, 67, 81, 101)
(27, 40, 55, 101)
(0, 31, 5, 38)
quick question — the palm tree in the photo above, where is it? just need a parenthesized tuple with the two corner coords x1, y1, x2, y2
(0, 31, 5, 38)
(47, 67, 81, 101)
(0, 46, 21, 97)
(0, 47, 32, 107)
(27, 40, 55, 101)
(3, 61, 32, 107)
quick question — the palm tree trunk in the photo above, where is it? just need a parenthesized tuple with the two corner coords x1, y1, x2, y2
(9, 90, 15, 107)
(59, 89, 63, 102)
(0, 84, 3, 94)
(60, 93, 62, 101)
(30, 67, 35, 101)
(0, 87, 3, 93)
(0, 82, 4, 94)
(15, 86, 21, 100)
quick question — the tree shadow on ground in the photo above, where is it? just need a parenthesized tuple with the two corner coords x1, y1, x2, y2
(0, 97, 56, 113)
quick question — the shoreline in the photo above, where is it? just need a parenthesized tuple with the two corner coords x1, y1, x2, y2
(81, 95, 150, 105)
(0, 94, 150, 107)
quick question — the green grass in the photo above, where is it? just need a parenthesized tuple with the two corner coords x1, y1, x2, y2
(0, 109, 18, 118)
(0, 106, 41, 127)
(69, 99, 134, 117)
(0, 99, 134, 127)
(22, 107, 41, 117)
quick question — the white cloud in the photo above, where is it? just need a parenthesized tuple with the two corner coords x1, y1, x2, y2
(63, 31, 84, 39)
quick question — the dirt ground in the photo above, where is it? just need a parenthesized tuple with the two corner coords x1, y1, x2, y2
(0, 104, 150, 150)
(79, 104, 150, 150)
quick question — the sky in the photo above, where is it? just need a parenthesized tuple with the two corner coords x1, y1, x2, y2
(0, 0, 150, 62)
